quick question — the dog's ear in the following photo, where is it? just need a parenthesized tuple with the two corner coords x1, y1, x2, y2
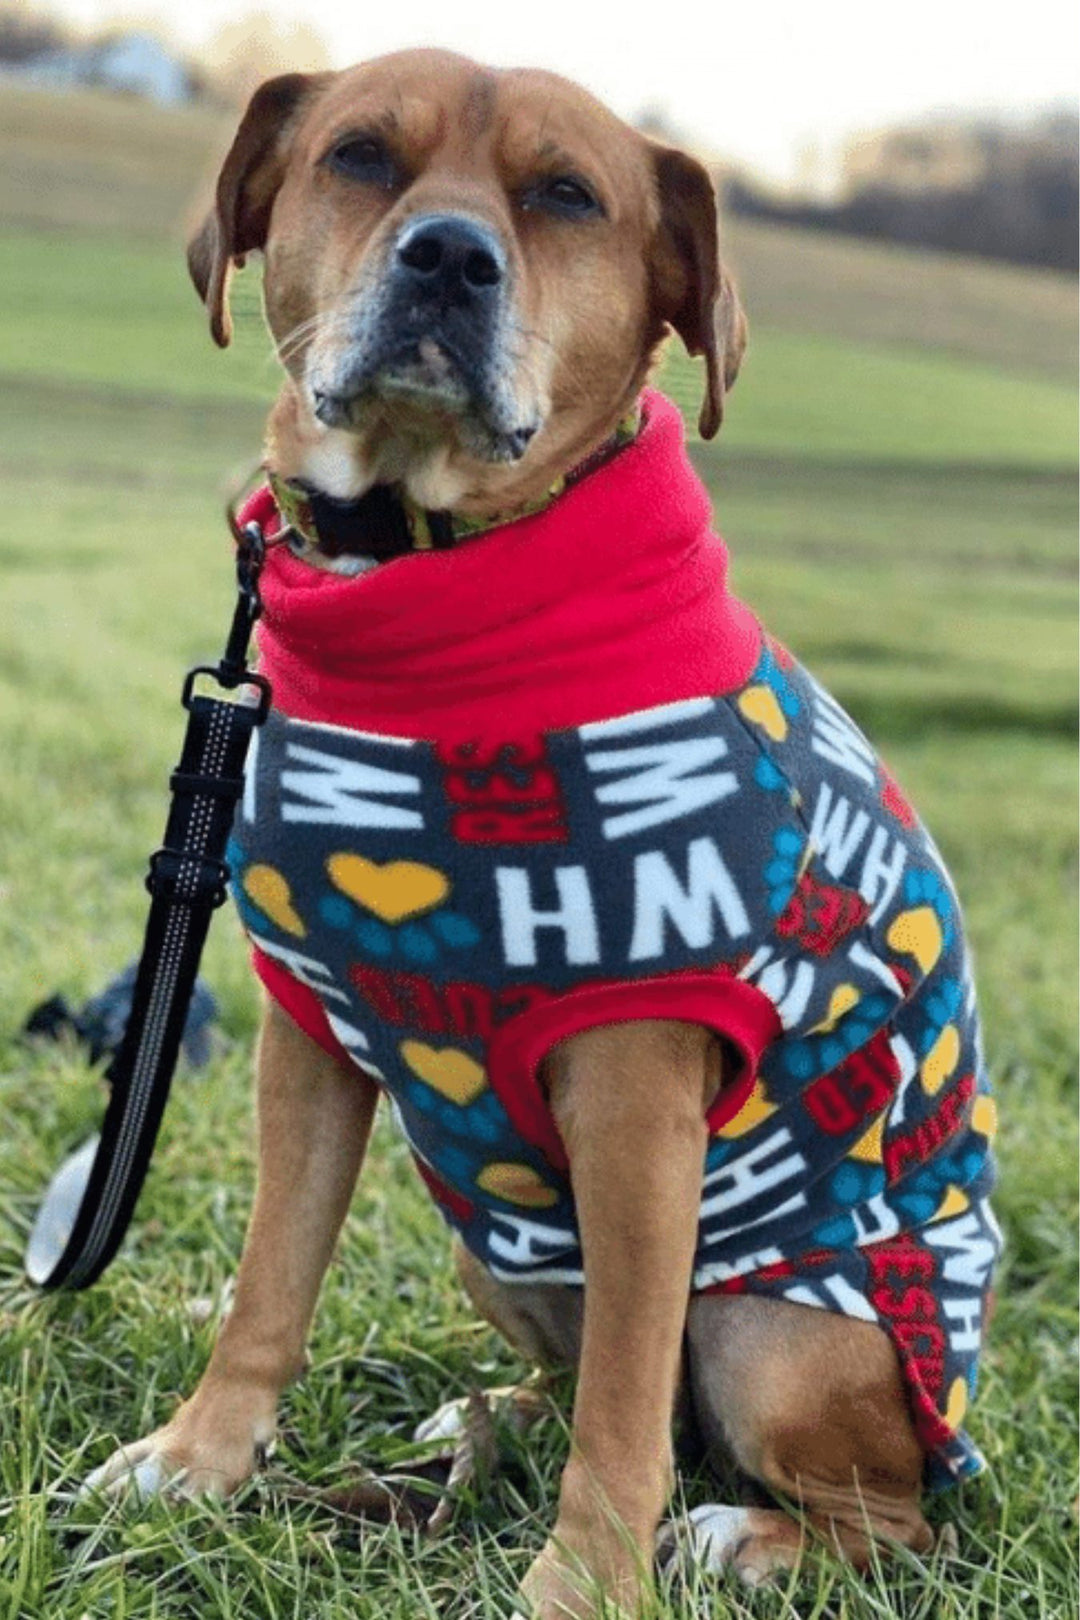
(188, 72, 331, 347)
(649, 146, 747, 439)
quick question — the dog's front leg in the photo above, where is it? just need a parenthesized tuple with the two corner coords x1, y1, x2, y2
(519, 1020, 715, 1620)
(84, 997, 378, 1498)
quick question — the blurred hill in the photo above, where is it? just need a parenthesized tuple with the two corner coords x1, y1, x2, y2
(1, 83, 1075, 384)
(4, 5, 1077, 272)
(0, 82, 233, 237)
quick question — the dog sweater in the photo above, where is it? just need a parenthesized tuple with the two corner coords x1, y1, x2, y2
(228, 389, 999, 1487)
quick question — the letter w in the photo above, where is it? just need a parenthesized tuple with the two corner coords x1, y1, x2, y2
(630, 837, 750, 959)
(811, 692, 876, 785)
(585, 737, 737, 839)
(281, 743, 423, 829)
(808, 781, 870, 880)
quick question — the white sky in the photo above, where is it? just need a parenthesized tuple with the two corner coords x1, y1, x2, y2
(45, 0, 1079, 184)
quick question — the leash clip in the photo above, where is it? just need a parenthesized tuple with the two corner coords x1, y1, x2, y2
(181, 665, 272, 723)
(218, 519, 268, 688)
(235, 520, 266, 612)
(181, 520, 272, 722)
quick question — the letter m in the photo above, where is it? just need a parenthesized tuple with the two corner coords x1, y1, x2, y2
(585, 737, 738, 839)
(923, 1205, 999, 1290)
(281, 743, 422, 829)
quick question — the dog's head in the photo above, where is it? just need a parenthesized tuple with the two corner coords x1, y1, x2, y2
(189, 49, 746, 515)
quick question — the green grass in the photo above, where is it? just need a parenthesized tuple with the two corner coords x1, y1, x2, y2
(2, 225, 1076, 460)
(0, 86, 1077, 1620)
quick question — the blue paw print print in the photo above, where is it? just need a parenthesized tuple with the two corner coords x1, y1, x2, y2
(782, 992, 895, 1081)
(424, 1139, 478, 1187)
(891, 1135, 988, 1226)
(902, 867, 956, 951)
(813, 1211, 858, 1247)
(754, 756, 801, 810)
(764, 826, 806, 915)
(403, 1081, 507, 1146)
(755, 644, 801, 719)
(892, 1165, 949, 1226)
(831, 1158, 887, 1206)
(705, 1137, 735, 1173)
(938, 1140, 992, 1190)
(916, 976, 963, 1056)
(226, 836, 254, 914)
(317, 893, 481, 965)
(813, 1159, 887, 1247)
(755, 755, 785, 792)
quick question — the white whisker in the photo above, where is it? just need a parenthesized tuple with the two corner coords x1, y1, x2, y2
(273, 302, 357, 367)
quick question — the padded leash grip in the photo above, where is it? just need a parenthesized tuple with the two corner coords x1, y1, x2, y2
(26, 526, 271, 1289)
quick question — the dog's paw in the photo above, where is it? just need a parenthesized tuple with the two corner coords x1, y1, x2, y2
(80, 1402, 273, 1505)
(519, 1503, 657, 1620)
(657, 1502, 800, 1588)
(81, 1437, 183, 1503)
(80, 1432, 209, 1504)
(519, 1538, 624, 1620)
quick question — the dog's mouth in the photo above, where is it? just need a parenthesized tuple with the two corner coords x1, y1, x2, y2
(313, 335, 467, 423)
(309, 331, 540, 466)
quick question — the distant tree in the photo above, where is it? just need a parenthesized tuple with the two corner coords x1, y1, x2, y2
(0, 5, 68, 63)
(195, 15, 331, 104)
(728, 111, 1079, 272)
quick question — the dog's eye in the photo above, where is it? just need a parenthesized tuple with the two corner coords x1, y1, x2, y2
(525, 174, 602, 218)
(326, 135, 399, 189)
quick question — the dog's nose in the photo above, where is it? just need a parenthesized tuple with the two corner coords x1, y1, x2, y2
(395, 214, 505, 298)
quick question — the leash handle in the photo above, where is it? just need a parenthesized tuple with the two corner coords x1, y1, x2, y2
(26, 525, 273, 1289)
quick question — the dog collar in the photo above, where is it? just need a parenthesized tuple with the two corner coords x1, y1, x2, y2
(268, 411, 640, 573)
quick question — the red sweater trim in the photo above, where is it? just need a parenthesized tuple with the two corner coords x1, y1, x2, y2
(239, 389, 761, 745)
(484, 972, 782, 1170)
(253, 946, 781, 1171)
(253, 950, 353, 1065)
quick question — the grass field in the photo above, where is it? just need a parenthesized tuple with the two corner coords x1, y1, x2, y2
(0, 86, 1076, 1620)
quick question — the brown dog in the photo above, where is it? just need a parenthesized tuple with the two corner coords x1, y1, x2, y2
(82, 50, 987, 1619)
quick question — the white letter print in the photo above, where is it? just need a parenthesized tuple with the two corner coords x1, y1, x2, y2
(584, 735, 738, 840)
(496, 865, 600, 967)
(629, 837, 750, 961)
(280, 742, 423, 829)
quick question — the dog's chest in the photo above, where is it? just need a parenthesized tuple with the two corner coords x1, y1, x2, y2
(226, 646, 994, 1304)
(228, 682, 816, 1021)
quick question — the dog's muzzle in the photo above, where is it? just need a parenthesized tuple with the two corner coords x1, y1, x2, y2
(310, 213, 537, 461)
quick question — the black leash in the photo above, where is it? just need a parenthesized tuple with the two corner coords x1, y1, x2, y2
(26, 523, 272, 1290)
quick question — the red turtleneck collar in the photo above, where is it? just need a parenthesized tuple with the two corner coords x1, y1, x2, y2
(237, 388, 761, 745)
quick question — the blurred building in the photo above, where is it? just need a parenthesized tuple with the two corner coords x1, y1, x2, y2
(7, 30, 192, 104)
(843, 121, 987, 195)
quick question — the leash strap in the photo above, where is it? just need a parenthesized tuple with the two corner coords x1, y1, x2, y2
(26, 525, 271, 1290)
